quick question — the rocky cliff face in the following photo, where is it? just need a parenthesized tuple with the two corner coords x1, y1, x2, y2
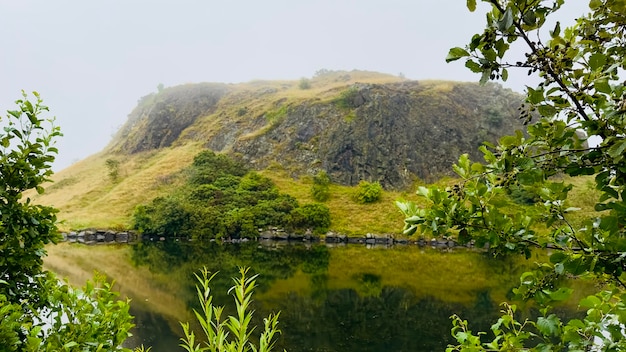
(111, 83, 230, 153)
(109, 75, 526, 189)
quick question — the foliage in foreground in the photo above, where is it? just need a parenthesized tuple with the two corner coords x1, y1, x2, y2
(0, 91, 61, 307)
(180, 267, 283, 352)
(0, 92, 136, 350)
(399, 0, 626, 350)
(133, 150, 331, 238)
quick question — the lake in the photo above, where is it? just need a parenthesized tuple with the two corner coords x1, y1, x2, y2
(44, 240, 583, 351)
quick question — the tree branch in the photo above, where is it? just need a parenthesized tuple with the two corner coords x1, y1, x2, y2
(486, 0, 606, 139)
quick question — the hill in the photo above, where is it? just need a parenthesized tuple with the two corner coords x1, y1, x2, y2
(32, 70, 527, 232)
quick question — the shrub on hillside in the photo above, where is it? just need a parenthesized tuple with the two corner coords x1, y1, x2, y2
(311, 171, 331, 202)
(299, 78, 311, 90)
(133, 197, 191, 236)
(105, 158, 120, 182)
(354, 181, 383, 204)
(189, 150, 247, 185)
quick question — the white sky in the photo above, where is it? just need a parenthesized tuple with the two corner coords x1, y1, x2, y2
(0, 1, 588, 170)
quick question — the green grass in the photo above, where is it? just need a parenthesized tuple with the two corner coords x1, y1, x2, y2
(260, 169, 424, 235)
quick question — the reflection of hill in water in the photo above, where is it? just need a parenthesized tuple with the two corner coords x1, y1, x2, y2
(45, 241, 584, 351)
(276, 288, 498, 352)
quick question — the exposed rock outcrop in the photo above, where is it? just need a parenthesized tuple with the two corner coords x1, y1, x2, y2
(231, 81, 525, 188)
(111, 83, 230, 153)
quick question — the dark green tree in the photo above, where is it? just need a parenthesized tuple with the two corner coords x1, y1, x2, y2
(401, 0, 626, 350)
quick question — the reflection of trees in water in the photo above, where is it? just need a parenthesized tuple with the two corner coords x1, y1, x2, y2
(129, 241, 331, 312)
(275, 286, 500, 352)
(131, 241, 330, 280)
(353, 273, 383, 297)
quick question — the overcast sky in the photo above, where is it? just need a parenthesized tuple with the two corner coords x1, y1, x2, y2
(1, 1, 588, 170)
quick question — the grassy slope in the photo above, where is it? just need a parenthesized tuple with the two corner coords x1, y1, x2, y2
(260, 168, 422, 235)
(34, 143, 203, 230)
(178, 71, 404, 144)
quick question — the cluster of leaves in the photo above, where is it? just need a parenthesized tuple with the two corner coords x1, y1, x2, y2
(0, 273, 135, 351)
(354, 180, 383, 204)
(311, 170, 331, 202)
(0, 92, 138, 350)
(402, 0, 626, 350)
(133, 151, 331, 238)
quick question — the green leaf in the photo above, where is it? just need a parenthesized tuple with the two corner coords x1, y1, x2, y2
(608, 139, 626, 160)
(547, 287, 573, 301)
(555, 263, 564, 275)
(537, 314, 560, 336)
(550, 21, 561, 38)
(480, 70, 491, 85)
(522, 10, 537, 26)
(495, 38, 508, 58)
(589, 52, 606, 71)
(579, 295, 601, 309)
(63, 342, 79, 348)
(538, 104, 557, 117)
(466, 0, 476, 12)
(527, 87, 544, 104)
(446, 47, 470, 63)
(498, 7, 514, 31)
(589, 0, 602, 10)
(550, 252, 568, 264)
(594, 78, 613, 94)
(465, 60, 482, 73)
(416, 186, 429, 197)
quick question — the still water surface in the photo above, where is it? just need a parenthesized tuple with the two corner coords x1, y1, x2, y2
(44, 240, 580, 351)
